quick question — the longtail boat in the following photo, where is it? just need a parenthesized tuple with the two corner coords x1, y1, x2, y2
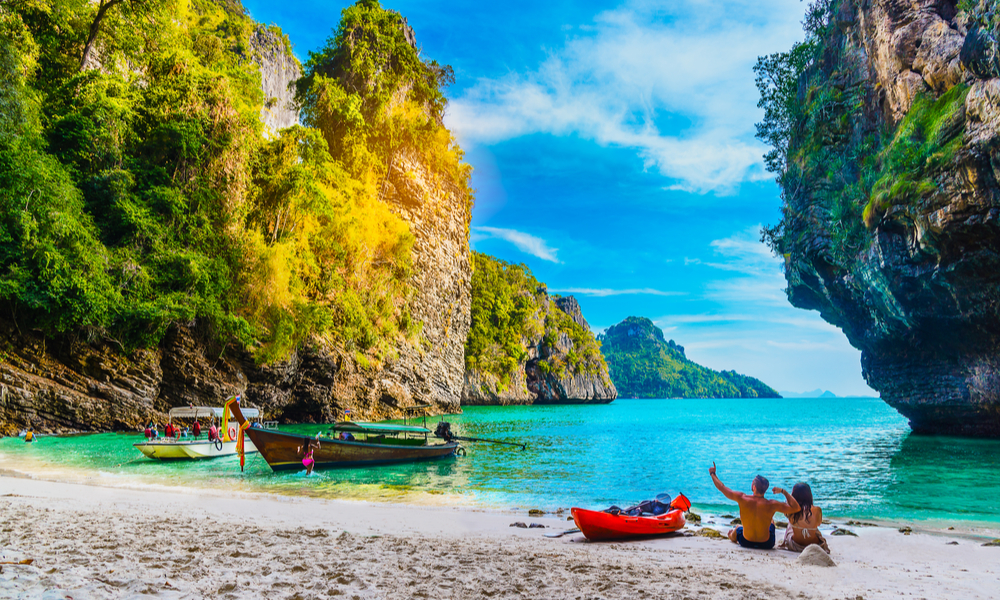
(227, 398, 460, 472)
(134, 406, 264, 460)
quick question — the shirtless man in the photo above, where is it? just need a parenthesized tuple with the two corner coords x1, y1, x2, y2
(709, 462, 800, 549)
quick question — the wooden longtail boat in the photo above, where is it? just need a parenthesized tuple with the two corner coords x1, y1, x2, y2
(228, 399, 459, 472)
(134, 406, 262, 460)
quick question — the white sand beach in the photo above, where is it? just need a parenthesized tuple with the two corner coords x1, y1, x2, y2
(2, 475, 999, 600)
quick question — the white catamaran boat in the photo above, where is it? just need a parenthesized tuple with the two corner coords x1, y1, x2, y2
(134, 406, 263, 460)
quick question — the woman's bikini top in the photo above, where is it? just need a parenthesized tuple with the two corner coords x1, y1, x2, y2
(789, 523, 822, 539)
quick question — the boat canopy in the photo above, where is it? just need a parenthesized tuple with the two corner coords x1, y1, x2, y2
(168, 406, 260, 420)
(332, 421, 430, 435)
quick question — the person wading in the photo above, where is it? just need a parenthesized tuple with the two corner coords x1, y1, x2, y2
(708, 462, 799, 550)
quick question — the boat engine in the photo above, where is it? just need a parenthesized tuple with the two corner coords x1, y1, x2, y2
(434, 421, 454, 442)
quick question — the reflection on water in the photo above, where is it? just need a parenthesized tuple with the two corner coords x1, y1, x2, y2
(3, 398, 999, 525)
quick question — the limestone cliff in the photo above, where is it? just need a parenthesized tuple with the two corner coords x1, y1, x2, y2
(0, 142, 470, 435)
(249, 26, 301, 136)
(461, 253, 616, 406)
(0, 2, 470, 435)
(766, 0, 1000, 436)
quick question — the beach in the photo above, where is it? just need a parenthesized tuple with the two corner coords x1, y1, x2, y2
(2, 475, 999, 600)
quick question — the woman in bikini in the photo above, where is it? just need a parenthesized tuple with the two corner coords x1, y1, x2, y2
(782, 482, 830, 553)
(299, 438, 319, 475)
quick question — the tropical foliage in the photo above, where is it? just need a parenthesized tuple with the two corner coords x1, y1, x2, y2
(599, 317, 779, 399)
(755, 0, 974, 267)
(465, 252, 606, 391)
(0, 0, 469, 364)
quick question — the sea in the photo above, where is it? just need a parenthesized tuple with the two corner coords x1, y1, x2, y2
(3, 397, 999, 529)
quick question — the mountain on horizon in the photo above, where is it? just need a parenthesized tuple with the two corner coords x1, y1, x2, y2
(598, 316, 780, 399)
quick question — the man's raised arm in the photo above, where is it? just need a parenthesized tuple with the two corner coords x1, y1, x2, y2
(771, 487, 801, 514)
(708, 462, 742, 502)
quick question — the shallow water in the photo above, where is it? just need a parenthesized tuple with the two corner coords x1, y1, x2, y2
(3, 398, 999, 526)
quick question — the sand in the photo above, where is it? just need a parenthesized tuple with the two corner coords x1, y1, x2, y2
(2, 475, 999, 600)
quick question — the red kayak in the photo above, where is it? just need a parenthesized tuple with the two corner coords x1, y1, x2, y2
(571, 493, 691, 541)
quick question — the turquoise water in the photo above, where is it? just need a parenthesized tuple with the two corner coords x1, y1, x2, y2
(3, 398, 1000, 526)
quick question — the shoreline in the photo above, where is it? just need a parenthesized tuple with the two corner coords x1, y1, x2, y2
(3, 475, 1000, 599)
(3, 453, 1000, 540)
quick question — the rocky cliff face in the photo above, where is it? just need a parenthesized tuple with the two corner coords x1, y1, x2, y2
(0, 142, 470, 435)
(249, 27, 301, 136)
(774, 0, 1000, 436)
(0, 13, 471, 436)
(462, 293, 616, 406)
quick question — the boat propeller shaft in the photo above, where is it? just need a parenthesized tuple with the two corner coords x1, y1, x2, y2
(434, 422, 526, 451)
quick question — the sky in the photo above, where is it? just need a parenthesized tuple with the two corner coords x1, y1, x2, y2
(240, 0, 876, 397)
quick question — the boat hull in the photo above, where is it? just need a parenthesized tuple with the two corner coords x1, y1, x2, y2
(241, 426, 458, 471)
(571, 507, 686, 541)
(134, 439, 258, 460)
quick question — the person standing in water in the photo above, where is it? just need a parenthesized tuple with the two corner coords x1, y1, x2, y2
(300, 438, 319, 475)
(709, 462, 799, 549)
(24, 428, 34, 443)
(782, 482, 830, 553)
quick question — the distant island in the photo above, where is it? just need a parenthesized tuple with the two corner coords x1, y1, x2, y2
(598, 317, 779, 399)
(779, 390, 881, 399)
(780, 389, 838, 398)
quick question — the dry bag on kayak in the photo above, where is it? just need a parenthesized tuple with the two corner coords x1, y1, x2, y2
(604, 492, 678, 516)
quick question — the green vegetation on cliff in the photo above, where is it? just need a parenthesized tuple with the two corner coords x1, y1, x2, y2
(599, 317, 779, 399)
(755, 0, 979, 261)
(464, 252, 605, 391)
(0, 0, 469, 364)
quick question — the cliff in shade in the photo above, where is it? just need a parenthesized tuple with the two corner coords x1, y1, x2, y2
(461, 253, 616, 405)
(0, 0, 471, 435)
(598, 317, 780, 399)
(759, 0, 1000, 435)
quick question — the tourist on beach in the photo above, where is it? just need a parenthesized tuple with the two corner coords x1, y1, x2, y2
(708, 462, 799, 549)
(781, 482, 830, 553)
(300, 439, 318, 475)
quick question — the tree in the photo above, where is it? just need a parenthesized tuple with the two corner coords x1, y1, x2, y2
(80, 0, 171, 71)
(80, 0, 124, 69)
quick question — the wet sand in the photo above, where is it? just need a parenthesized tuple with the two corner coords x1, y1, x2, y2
(2, 476, 999, 599)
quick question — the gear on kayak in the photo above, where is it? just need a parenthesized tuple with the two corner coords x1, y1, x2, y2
(572, 493, 691, 540)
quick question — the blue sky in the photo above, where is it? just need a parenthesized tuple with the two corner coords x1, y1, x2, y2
(241, 0, 875, 396)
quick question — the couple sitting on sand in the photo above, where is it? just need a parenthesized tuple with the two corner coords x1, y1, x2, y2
(709, 462, 829, 553)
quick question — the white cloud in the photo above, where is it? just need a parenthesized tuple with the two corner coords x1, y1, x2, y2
(445, 0, 808, 194)
(550, 287, 685, 297)
(472, 226, 560, 262)
(654, 313, 842, 333)
(694, 225, 789, 305)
